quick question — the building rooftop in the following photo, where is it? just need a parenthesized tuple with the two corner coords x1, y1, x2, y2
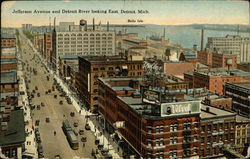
(196, 68, 250, 77)
(112, 86, 136, 92)
(232, 82, 250, 90)
(200, 104, 235, 119)
(124, 38, 147, 43)
(1, 33, 16, 39)
(182, 52, 197, 59)
(0, 109, 25, 146)
(0, 71, 18, 84)
(236, 115, 250, 122)
(80, 55, 143, 63)
(59, 54, 87, 59)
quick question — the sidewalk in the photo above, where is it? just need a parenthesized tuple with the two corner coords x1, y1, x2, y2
(17, 39, 38, 159)
(25, 33, 122, 159)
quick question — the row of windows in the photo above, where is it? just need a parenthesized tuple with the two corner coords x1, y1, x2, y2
(58, 37, 113, 40)
(57, 33, 113, 37)
(58, 44, 112, 48)
(201, 133, 234, 144)
(57, 39, 113, 43)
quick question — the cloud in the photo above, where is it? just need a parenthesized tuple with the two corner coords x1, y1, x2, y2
(2, 1, 16, 10)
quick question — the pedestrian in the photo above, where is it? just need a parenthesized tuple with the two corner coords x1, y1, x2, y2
(82, 143, 85, 147)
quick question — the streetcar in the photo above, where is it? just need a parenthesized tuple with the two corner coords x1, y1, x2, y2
(62, 120, 79, 150)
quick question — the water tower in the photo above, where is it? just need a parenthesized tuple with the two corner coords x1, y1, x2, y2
(226, 58, 233, 73)
(80, 19, 87, 31)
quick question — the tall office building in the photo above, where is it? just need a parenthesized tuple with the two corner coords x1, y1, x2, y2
(240, 41, 250, 63)
(51, 19, 116, 73)
(206, 35, 250, 63)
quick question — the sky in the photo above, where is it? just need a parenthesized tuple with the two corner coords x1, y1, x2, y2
(1, 0, 249, 28)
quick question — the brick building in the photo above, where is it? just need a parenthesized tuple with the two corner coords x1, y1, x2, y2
(76, 55, 144, 111)
(97, 76, 237, 159)
(98, 77, 201, 159)
(203, 95, 232, 111)
(212, 52, 237, 69)
(197, 48, 212, 66)
(44, 32, 52, 61)
(1, 47, 17, 72)
(200, 105, 236, 159)
(158, 60, 196, 79)
(224, 82, 250, 118)
(237, 62, 250, 72)
(184, 68, 250, 95)
(1, 34, 16, 48)
(197, 49, 237, 69)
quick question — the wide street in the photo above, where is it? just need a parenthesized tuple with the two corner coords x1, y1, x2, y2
(18, 31, 97, 159)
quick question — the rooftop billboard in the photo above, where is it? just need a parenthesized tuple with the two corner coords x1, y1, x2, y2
(161, 101, 201, 117)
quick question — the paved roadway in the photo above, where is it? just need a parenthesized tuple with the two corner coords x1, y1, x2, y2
(18, 31, 97, 159)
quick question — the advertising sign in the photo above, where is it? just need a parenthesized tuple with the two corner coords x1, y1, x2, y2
(142, 89, 161, 105)
(161, 101, 201, 117)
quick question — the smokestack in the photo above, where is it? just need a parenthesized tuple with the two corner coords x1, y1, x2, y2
(201, 29, 204, 51)
(93, 18, 95, 31)
(53, 17, 56, 31)
(49, 17, 51, 32)
(107, 21, 109, 31)
(163, 28, 165, 38)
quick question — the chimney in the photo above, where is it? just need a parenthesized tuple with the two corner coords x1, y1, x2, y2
(107, 21, 109, 31)
(93, 18, 95, 31)
(201, 29, 204, 51)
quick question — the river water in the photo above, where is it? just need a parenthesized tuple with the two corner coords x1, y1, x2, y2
(112, 25, 250, 49)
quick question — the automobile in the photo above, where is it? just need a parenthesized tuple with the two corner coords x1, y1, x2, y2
(70, 112, 75, 117)
(81, 136, 87, 142)
(35, 86, 38, 90)
(48, 89, 51, 93)
(36, 136, 41, 143)
(37, 93, 40, 97)
(79, 129, 84, 135)
(35, 128, 39, 134)
(101, 148, 109, 155)
(73, 122, 78, 127)
(37, 105, 41, 110)
(37, 144, 43, 154)
(45, 91, 48, 94)
(35, 120, 40, 126)
(54, 155, 62, 159)
(95, 139, 100, 145)
(67, 100, 72, 104)
(85, 124, 91, 130)
(41, 102, 45, 107)
(59, 101, 63, 105)
(97, 144, 104, 150)
(73, 129, 78, 136)
(45, 118, 50, 123)
(54, 95, 57, 98)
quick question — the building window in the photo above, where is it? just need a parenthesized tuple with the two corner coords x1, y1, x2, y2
(201, 125, 205, 132)
(184, 150, 190, 157)
(93, 96, 98, 101)
(170, 152, 177, 158)
(207, 136, 211, 143)
(93, 68, 98, 71)
(100, 67, 105, 71)
(194, 136, 198, 142)
(108, 67, 113, 71)
(208, 125, 212, 131)
(170, 125, 178, 132)
(170, 137, 177, 145)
